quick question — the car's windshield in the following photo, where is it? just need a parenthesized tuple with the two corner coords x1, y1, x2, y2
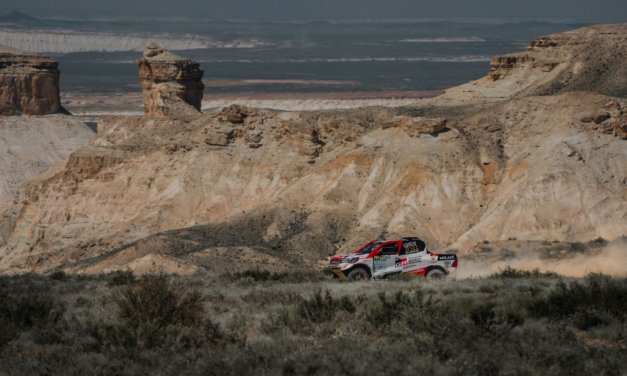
(355, 241, 382, 255)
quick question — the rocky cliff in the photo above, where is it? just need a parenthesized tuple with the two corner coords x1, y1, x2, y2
(138, 43, 204, 117)
(0, 115, 94, 212)
(1, 91, 624, 275)
(0, 25, 625, 275)
(0, 45, 61, 115)
(441, 24, 627, 104)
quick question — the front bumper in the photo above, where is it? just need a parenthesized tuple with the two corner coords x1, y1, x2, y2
(330, 267, 347, 280)
(329, 261, 351, 280)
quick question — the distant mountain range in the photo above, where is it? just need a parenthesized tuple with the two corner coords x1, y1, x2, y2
(0, 10, 45, 26)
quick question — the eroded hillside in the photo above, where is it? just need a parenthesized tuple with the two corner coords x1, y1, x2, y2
(0, 24, 625, 274)
(0, 115, 93, 212)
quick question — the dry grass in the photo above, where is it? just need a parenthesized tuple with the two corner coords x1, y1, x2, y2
(0, 270, 625, 375)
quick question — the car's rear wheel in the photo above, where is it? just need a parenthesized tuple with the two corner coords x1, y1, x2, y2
(426, 268, 446, 280)
(347, 268, 369, 281)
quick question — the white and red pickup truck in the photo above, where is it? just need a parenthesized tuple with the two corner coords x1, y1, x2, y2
(329, 237, 458, 281)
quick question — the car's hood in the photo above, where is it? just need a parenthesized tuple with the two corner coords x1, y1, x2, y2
(331, 253, 361, 261)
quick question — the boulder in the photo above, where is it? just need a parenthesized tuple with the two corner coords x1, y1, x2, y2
(218, 104, 249, 124)
(204, 127, 236, 146)
(580, 112, 611, 124)
(604, 100, 627, 140)
(614, 120, 627, 139)
(138, 43, 204, 117)
(0, 45, 60, 115)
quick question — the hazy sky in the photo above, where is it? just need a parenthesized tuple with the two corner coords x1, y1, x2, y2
(4, 0, 627, 22)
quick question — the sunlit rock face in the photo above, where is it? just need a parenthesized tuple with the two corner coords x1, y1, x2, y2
(0, 45, 60, 115)
(138, 43, 204, 117)
(1, 25, 626, 275)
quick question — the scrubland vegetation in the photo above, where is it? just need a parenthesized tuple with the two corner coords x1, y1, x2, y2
(0, 269, 625, 375)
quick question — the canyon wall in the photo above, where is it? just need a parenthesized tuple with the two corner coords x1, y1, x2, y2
(442, 24, 627, 104)
(0, 45, 60, 115)
(0, 25, 625, 275)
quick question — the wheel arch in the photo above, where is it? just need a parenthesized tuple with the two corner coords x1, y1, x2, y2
(345, 263, 372, 277)
(426, 265, 448, 275)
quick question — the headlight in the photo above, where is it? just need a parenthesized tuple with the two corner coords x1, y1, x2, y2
(345, 256, 359, 263)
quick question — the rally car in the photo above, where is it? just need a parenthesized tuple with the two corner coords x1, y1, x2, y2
(329, 237, 458, 280)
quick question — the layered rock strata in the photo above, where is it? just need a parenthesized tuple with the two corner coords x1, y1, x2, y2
(0, 115, 94, 212)
(1, 91, 625, 275)
(138, 43, 204, 117)
(382, 116, 447, 135)
(0, 45, 60, 115)
(443, 24, 627, 103)
(0, 25, 626, 275)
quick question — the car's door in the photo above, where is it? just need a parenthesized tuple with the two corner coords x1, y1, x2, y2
(372, 241, 401, 278)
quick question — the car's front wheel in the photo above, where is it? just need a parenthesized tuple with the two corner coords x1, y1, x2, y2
(346, 268, 369, 281)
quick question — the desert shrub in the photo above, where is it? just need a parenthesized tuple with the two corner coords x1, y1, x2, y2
(234, 269, 285, 281)
(465, 301, 525, 331)
(0, 275, 65, 346)
(573, 308, 612, 330)
(364, 290, 423, 327)
(271, 289, 358, 333)
(231, 269, 327, 283)
(587, 237, 607, 248)
(568, 242, 587, 253)
(499, 248, 515, 260)
(49, 270, 68, 281)
(470, 302, 497, 328)
(112, 272, 205, 348)
(476, 246, 493, 254)
(493, 267, 560, 279)
(201, 319, 223, 344)
(503, 311, 525, 327)
(479, 283, 497, 293)
(241, 289, 301, 307)
(529, 274, 627, 322)
(108, 270, 136, 286)
(296, 289, 355, 323)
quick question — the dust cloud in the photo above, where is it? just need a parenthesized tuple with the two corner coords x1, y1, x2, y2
(457, 242, 627, 279)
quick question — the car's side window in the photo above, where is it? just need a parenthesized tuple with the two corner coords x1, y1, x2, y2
(379, 243, 399, 256)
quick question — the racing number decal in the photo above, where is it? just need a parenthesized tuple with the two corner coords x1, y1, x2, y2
(403, 241, 419, 253)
